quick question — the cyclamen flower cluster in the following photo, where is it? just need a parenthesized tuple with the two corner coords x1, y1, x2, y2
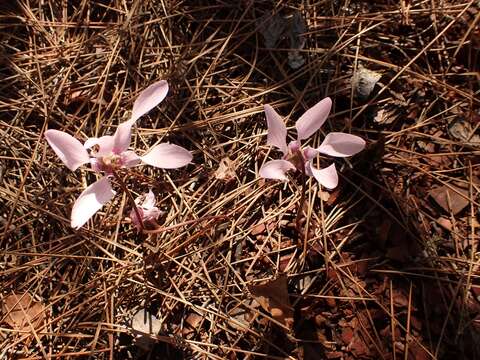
(46, 84, 366, 230)
(259, 97, 365, 189)
(45, 81, 191, 229)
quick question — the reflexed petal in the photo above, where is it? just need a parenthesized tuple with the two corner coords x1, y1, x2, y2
(112, 120, 135, 154)
(130, 206, 161, 231)
(305, 162, 338, 189)
(142, 189, 156, 209)
(296, 97, 332, 140)
(131, 80, 169, 121)
(120, 150, 141, 168)
(71, 177, 116, 229)
(84, 135, 114, 157)
(45, 129, 90, 171)
(130, 190, 161, 231)
(141, 143, 192, 169)
(303, 146, 319, 161)
(317, 132, 366, 157)
(259, 159, 296, 181)
(143, 207, 161, 222)
(265, 104, 288, 154)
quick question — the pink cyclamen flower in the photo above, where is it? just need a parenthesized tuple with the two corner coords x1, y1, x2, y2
(129, 190, 162, 231)
(259, 97, 365, 189)
(45, 80, 192, 229)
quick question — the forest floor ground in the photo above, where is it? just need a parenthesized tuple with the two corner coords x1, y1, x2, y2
(1, 1, 480, 359)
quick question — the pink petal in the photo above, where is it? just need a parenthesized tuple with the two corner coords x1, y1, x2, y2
(295, 97, 332, 140)
(305, 162, 338, 189)
(287, 140, 301, 153)
(84, 137, 99, 149)
(112, 120, 135, 154)
(120, 150, 141, 168)
(259, 159, 296, 181)
(71, 177, 116, 229)
(142, 189, 156, 209)
(141, 143, 192, 169)
(131, 80, 169, 121)
(84, 135, 114, 157)
(130, 206, 161, 231)
(45, 129, 90, 171)
(265, 104, 287, 154)
(303, 146, 319, 161)
(130, 190, 161, 231)
(143, 207, 161, 222)
(89, 158, 102, 173)
(317, 132, 366, 157)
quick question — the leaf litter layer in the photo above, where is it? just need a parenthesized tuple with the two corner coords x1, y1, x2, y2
(1, 1, 480, 359)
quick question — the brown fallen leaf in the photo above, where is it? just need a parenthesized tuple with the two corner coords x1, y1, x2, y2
(181, 312, 203, 337)
(248, 275, 294, 331)
(349, 332, 369, 358)
(436, 217, 453, 231)
(325, 291, 337, 309)
(417, 140, 435, 153)
(250, 219, 278, 237)
(2, 293, 46, 342)
(278, 253, 294, 272)
(391, 288, 410, 308)
(214, 157, 236, 182)
(410, 315, 422, 331)
(351, 65, 382, 99)
(429, 185, 469, 215)
(374, 108, 398, 125)
(250, 223, 266, 236)
(325, 351, 343, 359)
(340, 326, 354, 344)
(408, 341, 430, 360)
(449, 120, 480, 144)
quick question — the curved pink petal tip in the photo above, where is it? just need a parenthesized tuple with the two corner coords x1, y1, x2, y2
(45, 129, 90, 171)
(264, 104, 287, 154)
(259, 159, 295, 181)
(71, 177, 116, 229)
(130, 190, 161, 230)
(306, 162, 338, 189)
(141, 143, 192, 169)
(303, 146, 319, 161)
(131, 80, 169, 121)
(142, 189, 157, 209)
(296, 97, 332, 140)
(317, 132, 366, 158)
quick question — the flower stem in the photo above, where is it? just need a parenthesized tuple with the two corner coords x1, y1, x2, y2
(295, 165, 307, 252)
(112, 171, 151, 306)
(112, 171, 144, 231)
